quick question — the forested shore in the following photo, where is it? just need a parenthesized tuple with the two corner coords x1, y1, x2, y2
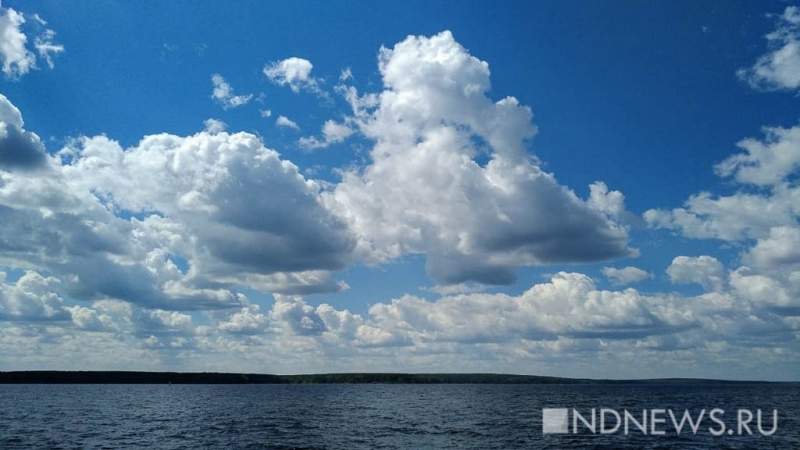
(0, 371, 785, 384)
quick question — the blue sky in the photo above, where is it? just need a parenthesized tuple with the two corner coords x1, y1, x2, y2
(0, 1, 798, 380)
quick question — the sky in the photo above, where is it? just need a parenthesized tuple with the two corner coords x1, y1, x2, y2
(0, 1, 798, 380)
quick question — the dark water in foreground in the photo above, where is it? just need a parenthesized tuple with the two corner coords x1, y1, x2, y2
(0, 383, 798, 449)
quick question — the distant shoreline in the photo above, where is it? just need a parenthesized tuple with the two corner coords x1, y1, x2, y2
(0, 371, 792, 384)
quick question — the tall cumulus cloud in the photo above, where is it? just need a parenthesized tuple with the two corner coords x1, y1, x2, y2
(325, 31, 635, 285)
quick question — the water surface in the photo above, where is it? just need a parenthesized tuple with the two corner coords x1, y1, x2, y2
(0, 383, 797, 449)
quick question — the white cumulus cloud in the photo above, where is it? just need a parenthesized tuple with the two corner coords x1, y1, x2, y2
(715, 125, 800, 187)
(63, 130, 355, 297)
(298, 120, 354, 150)
(330, 272, 693, 344)
(646, 125, 800, 242)
(325, 31, 634, 285)
(667, 256, 726, 293)
(743, 226, 800, 272)
(203, 118, 227, 134)
(217, 304, 269, 335)
(738, 6, 800, 91)
(264, 57, 325, 96)
(0, 271, 71, 321)
(0, 94, 355, 314)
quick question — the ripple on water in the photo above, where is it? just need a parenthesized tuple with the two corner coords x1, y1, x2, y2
(0, 383, 797, 449)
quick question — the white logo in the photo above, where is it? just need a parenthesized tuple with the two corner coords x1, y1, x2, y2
(542, 408, 569, 434)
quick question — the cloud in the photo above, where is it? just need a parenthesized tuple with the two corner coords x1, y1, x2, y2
(743, 226, 800, 272)
(268, 272, 696, 346)
(667, 256, 726, 292)
(737, 6, 800, 92)
(381, 272, 695, 341)
(423, 283, 486, 296)
(602, 266, 652, 286)
(641, 80, 800, 322)
(339, 67, 353, 81)
(0, 4, 62, 78)
(2, 258, 796, 376)
(0, 95, 354, 314)
(133, 308, 194, 337)
(0, 94, 48, 170)
(33, 28, 63, 69)
(0, 6, 34, 77)
(645, 125, 800, 241)
(298, 120, 354, 150)
(588, 181, 626, 217)
(203, 118, 227, 134)
(644, 186, 800, 241)
(0, 271, 71, 322)
(217, 304, 269, 335)
(325, 31, 634, 285)
(714, 125, 800, 187)
(269, 295, 327, 336)
(211, 74, 253, 109)
(1, 28, 797, 379)
(264, 57, 325, 96)
(276, 115, 299, 130)
(588, 181, 641, 227)
(63, 130, 355, 295)
(252, 262, 796, 372)
(266, 296, 393, 347)
(728, 267, 799, 314)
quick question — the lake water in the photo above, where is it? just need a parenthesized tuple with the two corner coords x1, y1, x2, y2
(0, 383, 798, 449)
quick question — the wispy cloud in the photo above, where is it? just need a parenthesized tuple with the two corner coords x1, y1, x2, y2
(0, 4, 63, 78)
(276, 115, 299, 130)
(602, 266, 653, 286)
(211, 74, 253, 109)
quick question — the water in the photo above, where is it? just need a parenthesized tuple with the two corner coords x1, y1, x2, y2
(0, 383, 797, 449)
